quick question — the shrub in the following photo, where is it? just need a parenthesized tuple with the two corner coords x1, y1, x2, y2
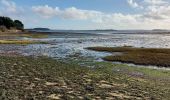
(0, 16, 24, 30)
(0, 25, 7, 32)
(14, 20, 24, 30)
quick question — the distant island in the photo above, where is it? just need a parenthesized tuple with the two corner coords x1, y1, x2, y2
(152, 29, 168, 31)
(26, 28, 50, 30)
(25, 28, 51, 32)
(33, 28, 50, 30)
(95, 29, 117, 31)
(0, 16, 24, 32)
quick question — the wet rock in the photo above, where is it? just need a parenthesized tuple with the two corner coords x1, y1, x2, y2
(77, 41, 82, 43)
(85, 85, 94, 92)
(55, 88, 65, 94)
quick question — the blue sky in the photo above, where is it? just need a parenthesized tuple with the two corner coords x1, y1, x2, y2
(0, 0, 170, 30)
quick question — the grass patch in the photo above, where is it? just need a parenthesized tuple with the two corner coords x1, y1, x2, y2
(0, 32, 48, 38)
(87, 46, 170, 67)
(93, 61, 170, 78)
(0, 40, 47, 44)
(22, 33, 48, 38)
(0, 56, 169, 99)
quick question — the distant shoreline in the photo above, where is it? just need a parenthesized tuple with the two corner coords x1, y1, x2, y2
(26, 29, 170, 35)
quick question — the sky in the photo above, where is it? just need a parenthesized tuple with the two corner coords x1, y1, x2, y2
(0, 0, 170, 30)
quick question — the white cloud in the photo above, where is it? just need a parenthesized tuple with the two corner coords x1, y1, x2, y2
(127, 0, 142, 8)
(32, 2, 170, 29)
(32, 5, 60, 18)
(1, 0, 17, 14)
(142, 0, 170, 20)
(32, 5, 102, 19)
(144, 0, 167, 5)
(1, 0, 170, 29)
(32, 5, 144, 29)
(32, 5, 138, 24)
(0, 0, 24, 15)
(1, 0, 17, 13)
(60, 7, 102, 20)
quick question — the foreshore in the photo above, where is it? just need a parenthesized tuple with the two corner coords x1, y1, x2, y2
(0, 31, 170, 99)
(0, 54, 170, 99)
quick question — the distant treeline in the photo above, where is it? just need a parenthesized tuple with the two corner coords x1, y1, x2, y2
(0, 16, 24, 31)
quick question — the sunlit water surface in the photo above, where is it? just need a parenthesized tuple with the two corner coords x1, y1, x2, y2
(1, 32, 170, 69)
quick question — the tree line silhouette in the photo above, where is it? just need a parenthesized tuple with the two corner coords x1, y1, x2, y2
(0, 16, 24, 31)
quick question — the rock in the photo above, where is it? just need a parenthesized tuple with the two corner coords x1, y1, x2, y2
(99, 83, 112, 88)
(58, 79, 66, 86)
(13, 63, 17, 66)
(48, 94, 61, 100)
(45, 82, 58, 86)
(85, 85, 94, 92)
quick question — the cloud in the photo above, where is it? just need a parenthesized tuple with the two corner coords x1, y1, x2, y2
(0, 0, 24, 15)
(32, 5, 102, 19)
(32, 5, 138, 23)
(144, 0, 167, 5)
(142, 0, 170, 20)
(127, 0, 143, 9)
(59, 7, 102, 20)
(32, 2, 170, 29)
(1, 0, 17, 13)
(32, 5, 140, 22)
(32, 5, 60, 18)
(32, 5, 144, 29)
(2, 0, 170, 29)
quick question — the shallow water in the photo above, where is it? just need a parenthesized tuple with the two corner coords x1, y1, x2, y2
(22, 33, 170, 57)
(1, 32, 170, 69)
(2, 33, 170, 57)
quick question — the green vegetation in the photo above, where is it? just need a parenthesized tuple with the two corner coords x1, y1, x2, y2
(0, 31, 48, 44)
(0, 16, 24, 31)
(14, 20, 24, 30)
(0, 40, 47, 44)
(0, 32, 48, 38)
(87, 46, 170, 67)
(0, 56, 169, 99)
